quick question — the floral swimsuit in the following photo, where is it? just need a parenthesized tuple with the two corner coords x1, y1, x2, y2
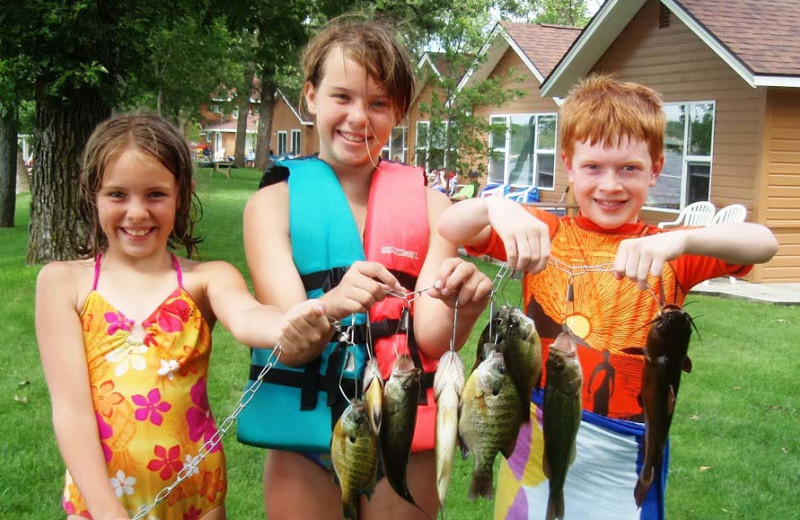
(63, 255, 226, 519)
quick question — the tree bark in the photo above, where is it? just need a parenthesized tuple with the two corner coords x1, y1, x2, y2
(0, 106, 17, 227)
(255, 68, 276, 171)
(233, 67, 255, 168)
(27, 86, 111, 263)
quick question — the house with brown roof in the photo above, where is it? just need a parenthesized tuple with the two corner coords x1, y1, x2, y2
(455, 21, 582, 203)
(271, 89, 317, 158)
(541, 0, 800, 282)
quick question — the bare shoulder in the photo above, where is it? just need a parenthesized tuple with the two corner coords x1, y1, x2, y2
(245, 182, 289, 214)
(36, 259, 94, 307)
(177, 257, 243, 284)
(425, 186, 452, 222)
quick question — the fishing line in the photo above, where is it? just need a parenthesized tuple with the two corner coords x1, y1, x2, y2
(449, 296, 459, 352)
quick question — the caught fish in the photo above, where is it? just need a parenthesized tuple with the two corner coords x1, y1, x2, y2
(380, 354, 422, 508)
(363, 357, 384, 435)
(496, 306, 542, 423)
(331, 399, 379, 520)
(459, 350, 523, 500)
(475, 306, 543, 422)
(634, 304, 693, 507)
(543, 331, 583, 520)
(433, 350, 466, 508)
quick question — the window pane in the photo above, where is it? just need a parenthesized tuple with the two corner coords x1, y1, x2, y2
(536, 153, 555, 189)
(489, 117, 507, 184)
(507, 115, 535, 186)
(650, 105, 685, 210)
(415, 150, 426, 168)
(687, 162, 711, 203)
(416, 122, 428, 146)
(489, 151, 505, 184)
(489, 117, 507, 151)
(391, 128, 406, 162)
(537, 115, 556, 150)
(688, 103, 714, 156)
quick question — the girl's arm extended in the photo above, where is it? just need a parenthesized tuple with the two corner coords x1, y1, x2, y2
(413, 190, 492, 359)
(36, 262, 130, 520)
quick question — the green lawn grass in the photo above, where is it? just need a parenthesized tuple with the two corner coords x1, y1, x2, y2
(1, 167, 797, 519)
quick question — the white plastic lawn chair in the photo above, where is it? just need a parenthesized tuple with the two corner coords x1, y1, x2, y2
(704, 203, 748, 285)
(505, 186, 537, 204)
(479, 184, 506, 198)
(657, 201, 716, 229)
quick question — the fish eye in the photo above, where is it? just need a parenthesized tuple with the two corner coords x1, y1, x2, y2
(492, 388, 501, 396)
(498, 365, 506, 375)
(497, 318, 504, 326)
(349, 435, 356, 443)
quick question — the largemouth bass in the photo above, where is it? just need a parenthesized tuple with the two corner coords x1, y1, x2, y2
(543, 331, 583, 520)
(496, 306, 542, 423)
(380, 354, 422, 508)
(363, 357, 384, 435)
(433, 350, 466, 508)
(331, 399, 379, 520)
(459, 350, 523, 500)
(634, 304, 693, 507)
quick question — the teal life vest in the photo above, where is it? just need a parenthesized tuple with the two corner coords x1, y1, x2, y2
(237, 157, 434, 452)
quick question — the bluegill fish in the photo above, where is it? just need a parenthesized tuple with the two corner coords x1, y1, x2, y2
(433, 350, 466, 508)
(634, 304, 693, 507)
(331, 399, 379, 520)
(496, 306, 542, 423)
(543, 331, 582, 520)
(380, 354, 422, 508)
(459, 350, 523, 500)
(363, 357, 384, 435)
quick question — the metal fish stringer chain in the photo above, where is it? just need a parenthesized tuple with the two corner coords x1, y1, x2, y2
(449, 296, 460, 352)
(131, 346, 284, 520)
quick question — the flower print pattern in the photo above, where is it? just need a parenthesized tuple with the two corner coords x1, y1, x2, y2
(201, 468, 225, 503)
(158, 359, 180, 380)
(132, 388, 172, 426)
(106, 339, 148, 377)
(183, 454, 200, 476)
(105, 311, 134, 335)
(183, 505, 203, 520)
(96, 412, 114, 463)
(92, 380, 125, 418)
(147, 444, 183, 480)
(186, 378, 220, 452)
(110, 469, 136, 497)
(145, 297, 191, 333)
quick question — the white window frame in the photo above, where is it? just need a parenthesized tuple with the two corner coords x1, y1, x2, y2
(415, 120, 455, 171)
(649, 101, 716, 212)
(277, 131, 287, 156)
(489, 113, 557, 189)
(291, 129, 301, 155)
(382, 126, 408, 163)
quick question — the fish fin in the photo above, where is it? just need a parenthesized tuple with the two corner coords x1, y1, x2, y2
(634, 466, 654, 507)
(543, 453, 551, 480)
(683, 356, 693, 373)
(568, 443, 577, 467)
(458, 434, 470, 460)
(468, 470, 494, 500)
(501, 436, 517, 459)
(546, 491, 564, 520)
(668, 385, 676, 415)
(342, 499, 358, 520)
(621, 347, 645, 356)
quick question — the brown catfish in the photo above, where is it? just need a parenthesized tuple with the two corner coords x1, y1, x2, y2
(542, 331, 583, 520)
(331, 399, 379, 520)
(634, 304, 693, 507)
(379, 354, 422, 508)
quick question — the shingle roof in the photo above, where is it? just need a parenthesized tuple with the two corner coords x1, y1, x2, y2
(500, 21, 582, 77)
(678, 0, 800, 76)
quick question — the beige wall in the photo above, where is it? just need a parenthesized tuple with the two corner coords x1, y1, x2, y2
(759, 88, 800, 282)
(271, 97, 314, 156)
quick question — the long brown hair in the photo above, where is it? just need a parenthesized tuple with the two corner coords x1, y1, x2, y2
(76, 112, 202, 258)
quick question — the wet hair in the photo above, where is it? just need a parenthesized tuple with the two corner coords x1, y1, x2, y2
(560, 74, 666, 164)
(301, 14, 416, 121)
(76, 112, 202, 258)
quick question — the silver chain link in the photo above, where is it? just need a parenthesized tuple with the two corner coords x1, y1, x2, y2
(131, 346, 283, 520)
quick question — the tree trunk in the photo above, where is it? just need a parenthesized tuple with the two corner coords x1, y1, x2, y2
(255, 68, 276, 171)
(232, 67, 254, 168)
(27, 86, 111, 263)
(0, 106, 17, 227)
(17, 147, 30, 193)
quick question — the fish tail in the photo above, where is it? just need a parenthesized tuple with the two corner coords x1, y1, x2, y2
(468, 469, 494, 500)
(342, 497, 359, 520)
(545, 490, 564, 519)
(633, 466, 654, 507)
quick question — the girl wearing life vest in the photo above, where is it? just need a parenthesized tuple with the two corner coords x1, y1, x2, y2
(241, 15, 493, 520)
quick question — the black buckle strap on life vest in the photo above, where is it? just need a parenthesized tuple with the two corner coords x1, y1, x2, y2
(300, 266, 350, 294)
(300, 358, 322, 411)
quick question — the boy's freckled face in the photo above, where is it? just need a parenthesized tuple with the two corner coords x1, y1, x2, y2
(304, 46, 397, 175)
(565, 137, 663, 230)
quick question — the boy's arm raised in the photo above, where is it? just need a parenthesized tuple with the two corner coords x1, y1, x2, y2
(35, 263, 130, 520)
(614, 222, 778, 289)
(439, 196, 550, 273)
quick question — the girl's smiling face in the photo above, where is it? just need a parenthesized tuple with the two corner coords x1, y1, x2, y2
(96, 149, 178, 260)
(304, 46, 398, 176)
(565, 137, 664, 230)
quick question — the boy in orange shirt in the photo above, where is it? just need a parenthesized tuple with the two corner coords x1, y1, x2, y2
(439, 75, 777, 520)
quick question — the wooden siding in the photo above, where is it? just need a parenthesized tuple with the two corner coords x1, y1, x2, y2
(761, 88, 800, 282)
(271, 97, 316, 156)
(472, 51, 567, 202)
(592, 0, 763, 225)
